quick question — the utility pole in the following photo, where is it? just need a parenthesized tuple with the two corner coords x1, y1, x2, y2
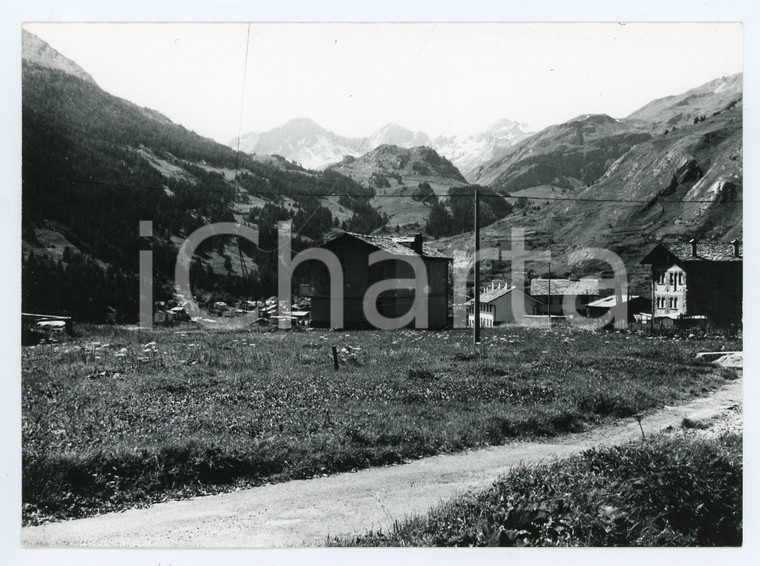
(474, 190, 481, 344)
(548, 257, 552, 324)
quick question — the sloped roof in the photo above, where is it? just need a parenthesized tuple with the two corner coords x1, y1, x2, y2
(480, 285, 512, 303)
(530, 278, 600, 297)
(327, 232, 451, 259)
(641, 241, 742, 264)
(479, 285, 541, 304)
(587, 295, 642, 308)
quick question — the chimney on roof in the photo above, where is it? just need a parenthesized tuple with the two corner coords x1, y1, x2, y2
(731, 239, 740, 257)
(412, 233, 423, 255)
(689, 238, 697, 257)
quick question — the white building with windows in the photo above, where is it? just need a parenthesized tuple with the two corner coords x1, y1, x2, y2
(653, 264, 687, 316)
(467, 281, 543, 327)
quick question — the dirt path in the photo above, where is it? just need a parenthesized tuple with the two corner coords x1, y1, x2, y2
(22, 374, 742, 548)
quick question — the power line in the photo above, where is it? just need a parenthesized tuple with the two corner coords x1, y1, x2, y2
(497, 194, 742, 204)
(53, 178, 743, 204)
(233, 24, 252, 180)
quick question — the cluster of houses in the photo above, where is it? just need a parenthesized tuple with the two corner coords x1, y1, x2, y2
(153, 297, 311, 326)
(302, 233, 742, 330)
(152, 231, 741, 331)
(154, 297, 312, 326)
(152, 301, 191, 325)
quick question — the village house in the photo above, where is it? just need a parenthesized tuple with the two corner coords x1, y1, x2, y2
(307, 232, 451, 329)
(467, 281, 542, 327)
(586, 295, 652, 323)
(640, 239, 742, 326)
(529, 278, 601, 316)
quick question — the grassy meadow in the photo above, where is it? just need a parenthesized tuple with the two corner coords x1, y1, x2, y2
(22, 324, 739, 525)
(335, 431, 742, 547)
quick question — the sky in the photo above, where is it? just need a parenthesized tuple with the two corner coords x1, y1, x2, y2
(25, 22, 743, 145)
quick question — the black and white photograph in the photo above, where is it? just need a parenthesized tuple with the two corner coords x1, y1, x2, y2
(4, 2, 758, 563)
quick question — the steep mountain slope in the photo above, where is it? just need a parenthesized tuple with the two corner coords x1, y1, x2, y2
(363, 123, 432, 150)
(231, 122, 433, 171)
(329, 144, 466, 185)
(433, 119, 532, 180)
(229, 118, 365, 170)
(470, 114, 653, 193)
(327, 145, 469, 230)
(21, 32, 382, 321)
(431, 105, 742, 295)
(470, 74, 742, 195)
(21, 29, 96, 85)
(626, 73, 742, 131)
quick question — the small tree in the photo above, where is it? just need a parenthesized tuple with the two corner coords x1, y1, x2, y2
(413, 181, 437, 204)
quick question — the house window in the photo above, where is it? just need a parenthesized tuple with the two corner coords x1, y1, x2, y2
(679, 273, 684, 286)
(673, 298, 678, 309)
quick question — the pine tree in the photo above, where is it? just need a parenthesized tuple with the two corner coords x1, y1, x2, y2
(425, 201, 454, 238)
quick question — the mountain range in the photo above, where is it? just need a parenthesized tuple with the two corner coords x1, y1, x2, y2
(21, 29, 742, 320)
(229, 118, 532, 177)
(433, 73, 742, 292)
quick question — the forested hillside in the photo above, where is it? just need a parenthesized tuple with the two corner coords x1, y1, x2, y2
(22, 35, 383, 322)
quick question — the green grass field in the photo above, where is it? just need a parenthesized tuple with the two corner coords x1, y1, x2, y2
(335, 431, 742, 547)
(22, 324, 739, 525)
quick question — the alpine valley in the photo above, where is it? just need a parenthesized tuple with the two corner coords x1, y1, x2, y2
(22, 30, 742, 321)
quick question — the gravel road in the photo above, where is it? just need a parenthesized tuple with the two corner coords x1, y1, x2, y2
(22, 370, 742, 548)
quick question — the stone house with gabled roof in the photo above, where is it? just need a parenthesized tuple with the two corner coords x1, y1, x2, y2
(640, 239, 742, 326)
(529, 278, 601, 316)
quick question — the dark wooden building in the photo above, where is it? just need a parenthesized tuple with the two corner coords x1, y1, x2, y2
(307, 232, 451, 329)
(640, 239, 742, 326)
